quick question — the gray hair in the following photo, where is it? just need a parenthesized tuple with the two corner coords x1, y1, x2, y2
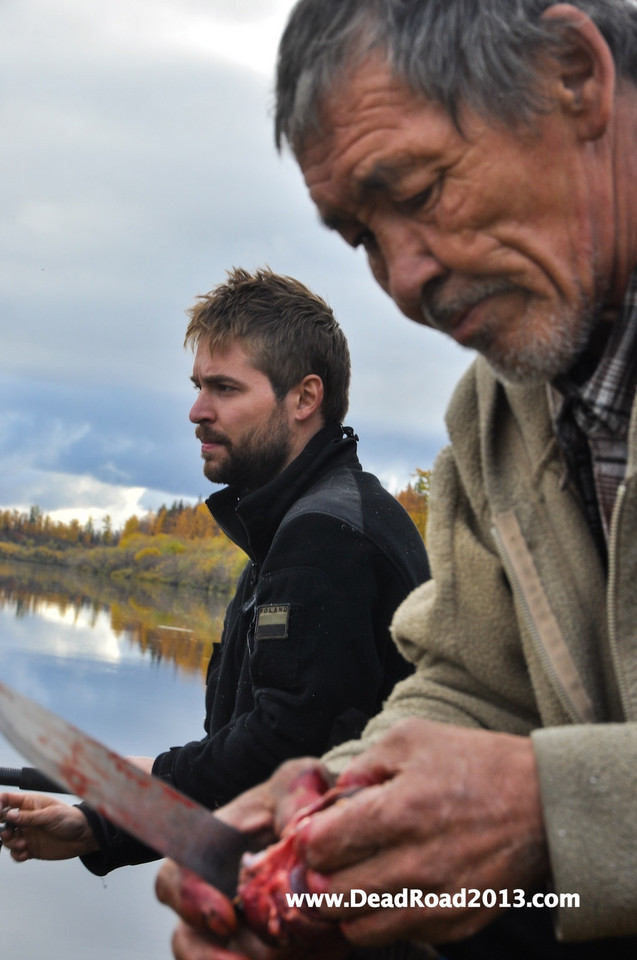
(275, 0, 637, 152)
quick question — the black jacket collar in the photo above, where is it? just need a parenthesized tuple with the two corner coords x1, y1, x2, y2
(205, 423, 360, 565)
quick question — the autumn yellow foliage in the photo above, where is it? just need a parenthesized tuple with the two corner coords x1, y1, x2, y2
(0, 474, 430, 592)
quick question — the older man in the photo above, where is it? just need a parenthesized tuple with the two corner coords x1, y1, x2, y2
(156, 1, 637, 956)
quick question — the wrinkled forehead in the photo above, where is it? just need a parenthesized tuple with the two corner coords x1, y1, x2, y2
(296, 56, 469, 211)
(293, 49, 402, 153)
(295, 49, 469, 165)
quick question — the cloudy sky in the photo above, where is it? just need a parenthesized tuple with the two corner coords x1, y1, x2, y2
(1, 0, 473, 529)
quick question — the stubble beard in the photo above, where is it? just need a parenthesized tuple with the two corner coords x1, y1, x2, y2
(422, 276, 599, 384)
(478, 301, 598, 385)
(202, 403, 293, 492)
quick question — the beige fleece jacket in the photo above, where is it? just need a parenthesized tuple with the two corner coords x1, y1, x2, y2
(325, 355, 637, 942)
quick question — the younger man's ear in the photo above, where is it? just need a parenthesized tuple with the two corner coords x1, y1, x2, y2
(293, 374, 324, 422)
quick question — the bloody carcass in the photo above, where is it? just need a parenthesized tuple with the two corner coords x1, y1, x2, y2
(237, 770, 363, 945)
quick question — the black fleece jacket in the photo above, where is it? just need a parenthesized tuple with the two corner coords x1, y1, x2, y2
(81, 423, 429, 874)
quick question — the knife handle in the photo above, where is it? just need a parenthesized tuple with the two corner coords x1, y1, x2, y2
(0, 766, 66, 793)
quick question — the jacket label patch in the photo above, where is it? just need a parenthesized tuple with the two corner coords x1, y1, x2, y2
(255, 604, 290, 640)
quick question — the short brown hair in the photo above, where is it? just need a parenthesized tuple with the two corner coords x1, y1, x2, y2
(184, 267, 350, 423)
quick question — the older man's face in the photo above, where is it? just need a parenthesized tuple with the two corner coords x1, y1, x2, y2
(298, 56, 609, 383)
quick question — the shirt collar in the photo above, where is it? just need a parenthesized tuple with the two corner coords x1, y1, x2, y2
(551, 265, 637, 437)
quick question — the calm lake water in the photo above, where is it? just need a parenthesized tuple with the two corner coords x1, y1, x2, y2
(0, 560, 232, 960)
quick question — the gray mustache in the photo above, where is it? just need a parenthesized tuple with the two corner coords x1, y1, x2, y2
(422, 277, 521, 329)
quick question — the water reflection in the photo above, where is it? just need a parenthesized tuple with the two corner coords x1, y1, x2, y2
(0, 559, 232, 960)
(0, 560, 231, 677)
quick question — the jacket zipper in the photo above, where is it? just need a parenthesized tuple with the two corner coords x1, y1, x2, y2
(606, 482, 631, 718)
(491, 520, 585, 724)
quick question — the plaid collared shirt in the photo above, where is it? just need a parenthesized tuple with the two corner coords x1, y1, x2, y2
(550, 267, 637, 555)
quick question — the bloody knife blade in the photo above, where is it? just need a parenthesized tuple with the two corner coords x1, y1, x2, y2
(0, 682, 262, 896)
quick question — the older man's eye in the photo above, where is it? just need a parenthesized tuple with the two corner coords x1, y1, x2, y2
(403, 178, 442, 214)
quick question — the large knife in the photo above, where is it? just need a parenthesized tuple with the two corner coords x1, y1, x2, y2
(0, 682, 264, 896)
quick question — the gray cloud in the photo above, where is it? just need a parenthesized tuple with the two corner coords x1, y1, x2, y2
(0, 0, 473, 524)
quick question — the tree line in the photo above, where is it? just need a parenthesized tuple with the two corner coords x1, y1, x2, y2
(0, 473, 430, 591)
(0, 500, 220, 549)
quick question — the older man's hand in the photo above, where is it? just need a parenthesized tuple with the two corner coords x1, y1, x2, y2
(156, 757, 350, 960)
(157, 859, 351, 960)
(156, 721, 549, 956)
(291, 719, 549, 946)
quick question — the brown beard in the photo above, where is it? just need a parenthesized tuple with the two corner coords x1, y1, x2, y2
(203, 402, 292, 492)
